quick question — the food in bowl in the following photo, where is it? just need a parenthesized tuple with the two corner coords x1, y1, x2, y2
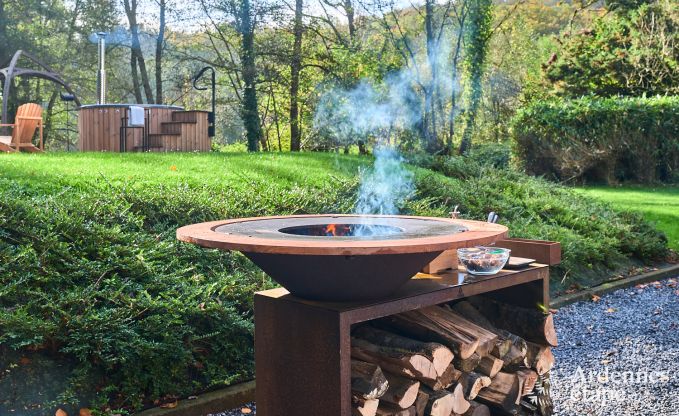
(457, 247, 511, 275)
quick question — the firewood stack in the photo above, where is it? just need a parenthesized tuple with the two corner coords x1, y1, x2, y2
(350, 297, 556, 416)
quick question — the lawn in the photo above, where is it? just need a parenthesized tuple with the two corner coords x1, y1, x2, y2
(577, 186, 679, 250)
(0, 152, 669, 413)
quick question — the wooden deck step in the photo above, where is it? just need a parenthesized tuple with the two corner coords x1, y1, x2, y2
(160, 121, 192, 135)
(172, 111, 199, 123)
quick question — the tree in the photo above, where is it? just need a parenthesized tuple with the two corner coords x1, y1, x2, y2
(289, 0, 303, 151)
(123, 0, 155, 104)
(154, 0, 167, 104)
(459, 0, 493, 155)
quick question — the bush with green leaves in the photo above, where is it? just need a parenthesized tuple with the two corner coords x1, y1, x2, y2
(543, 0, 678, 97)
(0, 152, 668, 413)
(512, 96, 679, 184)
(409, 154, 668, 285)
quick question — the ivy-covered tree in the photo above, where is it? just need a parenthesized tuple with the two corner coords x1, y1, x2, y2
(459, 0, 493, 154)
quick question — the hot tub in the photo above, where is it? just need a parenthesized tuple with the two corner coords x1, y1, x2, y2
(78, 104, 210, 152)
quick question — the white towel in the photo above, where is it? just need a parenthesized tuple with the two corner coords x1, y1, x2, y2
(128, 106, 145, 127)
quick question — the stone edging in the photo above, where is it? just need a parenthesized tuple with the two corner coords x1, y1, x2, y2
(134, 380, 255, 416)
(135, 263, 679, 416)
(550, 263, 679, 309)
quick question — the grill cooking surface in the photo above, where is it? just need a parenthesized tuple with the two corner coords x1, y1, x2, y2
(215, 215, 468, 241)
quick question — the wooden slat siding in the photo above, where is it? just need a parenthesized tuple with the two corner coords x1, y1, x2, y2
(200, 112, 210, 151)
(77, 109, 84, 150)
(102, 108, 109, 151)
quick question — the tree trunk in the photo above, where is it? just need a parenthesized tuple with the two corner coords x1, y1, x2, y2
(344, 0, 356, 42)
(423, 0, 439, 153)
(124, 0, 154, 104)
(0, 0, 8, 64)
(240, 0, 262, 151)
(289, 0, 303, 151)
(130, 52, 143, 103)
(459, 0, 493, 155)
(155, 0, 166, 104)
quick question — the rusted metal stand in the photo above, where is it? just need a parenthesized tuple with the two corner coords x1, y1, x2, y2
(255, 265, 550, 416)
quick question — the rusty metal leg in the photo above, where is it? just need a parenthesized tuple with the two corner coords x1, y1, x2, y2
(255, 293, 351, 416)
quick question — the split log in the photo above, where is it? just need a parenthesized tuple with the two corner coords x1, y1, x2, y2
(476, 355, 503, 378)
(422, 385, 469, 416)
(454, 352, 481, 373)
(414, 391, 429, 416)
(375, 403, 416, 416)
(419, 362, 461, 391)
(425, 306, 499, 356)
(351, 359, 389, 400)
(468, 297, 558, 347)
(352, 338, 438, 382)
(525, 342, 555, 375)
(475, 371, 521, 414)
(377, 308, 479, 359)
(352, 395, 379, 416)
(462, 401, 491, 416)
(353, 326, 454, 377)
(451, 301, 515, 358)
(381, 374, 420, 409)
(458, 372, 491, 401)
(516, 368, 538, 396)
(447, 383, 472, 415)
(500, 345, 527, 372)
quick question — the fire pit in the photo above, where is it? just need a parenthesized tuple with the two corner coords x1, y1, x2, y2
(177, 214, 508, 301)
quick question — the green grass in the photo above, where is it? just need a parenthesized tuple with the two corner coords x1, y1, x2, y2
(577, 186, 679, 250)
(0, 152, 367, 191)
(0, 152, 669, 413)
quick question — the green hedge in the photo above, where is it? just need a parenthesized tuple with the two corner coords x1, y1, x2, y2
(512, 96, 679, 184)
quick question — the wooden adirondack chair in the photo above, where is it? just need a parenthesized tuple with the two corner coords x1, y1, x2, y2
(0, 103, 44, 153)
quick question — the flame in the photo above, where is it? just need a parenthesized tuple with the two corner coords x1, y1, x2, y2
(323, 224, 352, 236)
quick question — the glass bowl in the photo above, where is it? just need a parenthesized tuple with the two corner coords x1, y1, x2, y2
(457, 247, 511, 275)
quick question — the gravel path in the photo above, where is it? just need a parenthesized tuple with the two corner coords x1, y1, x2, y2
(551, 277, 678, 415)
(212, 278, 679, 416)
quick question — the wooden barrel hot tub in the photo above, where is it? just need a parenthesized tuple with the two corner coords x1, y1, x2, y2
(78, 104, 211, 152)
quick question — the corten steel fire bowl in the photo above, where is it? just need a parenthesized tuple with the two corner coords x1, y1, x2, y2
(177, 215, 508, 301)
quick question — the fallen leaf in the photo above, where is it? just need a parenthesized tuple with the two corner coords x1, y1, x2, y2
(79, 409, 92, 416)
(19, 357, 31, 365)
(605, 307, 617, 313)
(169, 165, 177, 171)
(56, 410, 68, 416)
(241, 408, 252, 414)
(591, 294, 601, 302)
(160, 401, 178, 409)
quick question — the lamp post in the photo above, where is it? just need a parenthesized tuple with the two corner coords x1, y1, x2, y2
(60, 92, 76, 151)
(193, 66, 216, 137)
